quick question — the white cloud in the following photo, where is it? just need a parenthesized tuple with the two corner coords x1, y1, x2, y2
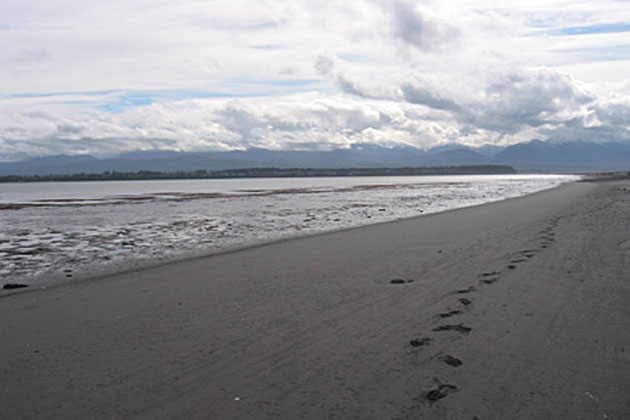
(1, 0, 630, 160)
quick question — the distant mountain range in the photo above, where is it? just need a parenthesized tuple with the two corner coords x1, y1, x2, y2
(1, 140, 629, 176)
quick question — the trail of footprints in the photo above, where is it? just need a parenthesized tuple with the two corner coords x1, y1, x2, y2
(393, 217, 562, 413)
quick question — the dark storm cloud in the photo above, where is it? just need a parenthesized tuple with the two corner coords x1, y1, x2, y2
(389, 1, 460, 51)
(594, 99, 630, 127)
(542, 117, 630, 143)
(400, 82, 462, 112)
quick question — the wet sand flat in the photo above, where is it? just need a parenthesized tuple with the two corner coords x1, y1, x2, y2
(1, 179, 629, 419)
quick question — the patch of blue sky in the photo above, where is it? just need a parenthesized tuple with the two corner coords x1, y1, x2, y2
(524, 11, 570, 30)
(4, 89, 119, 99)
(552, 44, 630, 63)
(48, 100, 105, 107)
(6, 80, 324, 114)
(549, 22, 630, 36)
(96, 97, 153, 113)
(95, 86, 308, 113)
(95, 90, 239, 113)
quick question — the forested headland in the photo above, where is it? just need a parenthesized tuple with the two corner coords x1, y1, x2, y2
(0, 165, 517, 183)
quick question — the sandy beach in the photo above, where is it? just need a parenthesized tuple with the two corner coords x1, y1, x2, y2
(1, 178, 629, 419)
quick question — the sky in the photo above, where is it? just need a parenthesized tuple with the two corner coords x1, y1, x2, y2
(1, 0, 630, 160)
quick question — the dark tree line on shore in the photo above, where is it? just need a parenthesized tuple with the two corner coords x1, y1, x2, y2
(0, 165, 517, 183)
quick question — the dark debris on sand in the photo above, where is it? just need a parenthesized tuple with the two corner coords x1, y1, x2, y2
(3, 283, 28, 290)
(390, 278, 414, 284)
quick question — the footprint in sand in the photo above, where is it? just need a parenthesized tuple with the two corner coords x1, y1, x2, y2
(481, 271, 501, 277)
(452, 286, 475, 295)
(424, 384, 459, 402)
(409, 337, 432, 347)
(439, 310, 462, 318)
(458, 297, 472, 306)
(433, 323, 472, 333)
(440, 354, 463, 367)
(480, 278, 497, 285)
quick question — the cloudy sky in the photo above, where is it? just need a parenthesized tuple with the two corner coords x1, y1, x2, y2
(1, 0, 630, 160)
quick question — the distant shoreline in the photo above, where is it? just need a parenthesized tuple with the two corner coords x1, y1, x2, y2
(0, 165, 517, 183)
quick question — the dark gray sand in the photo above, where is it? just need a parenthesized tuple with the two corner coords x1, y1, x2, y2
(1, 179, 629, 419)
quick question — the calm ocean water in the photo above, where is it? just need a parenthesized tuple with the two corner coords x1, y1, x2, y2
(0, 174, 578, 289)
